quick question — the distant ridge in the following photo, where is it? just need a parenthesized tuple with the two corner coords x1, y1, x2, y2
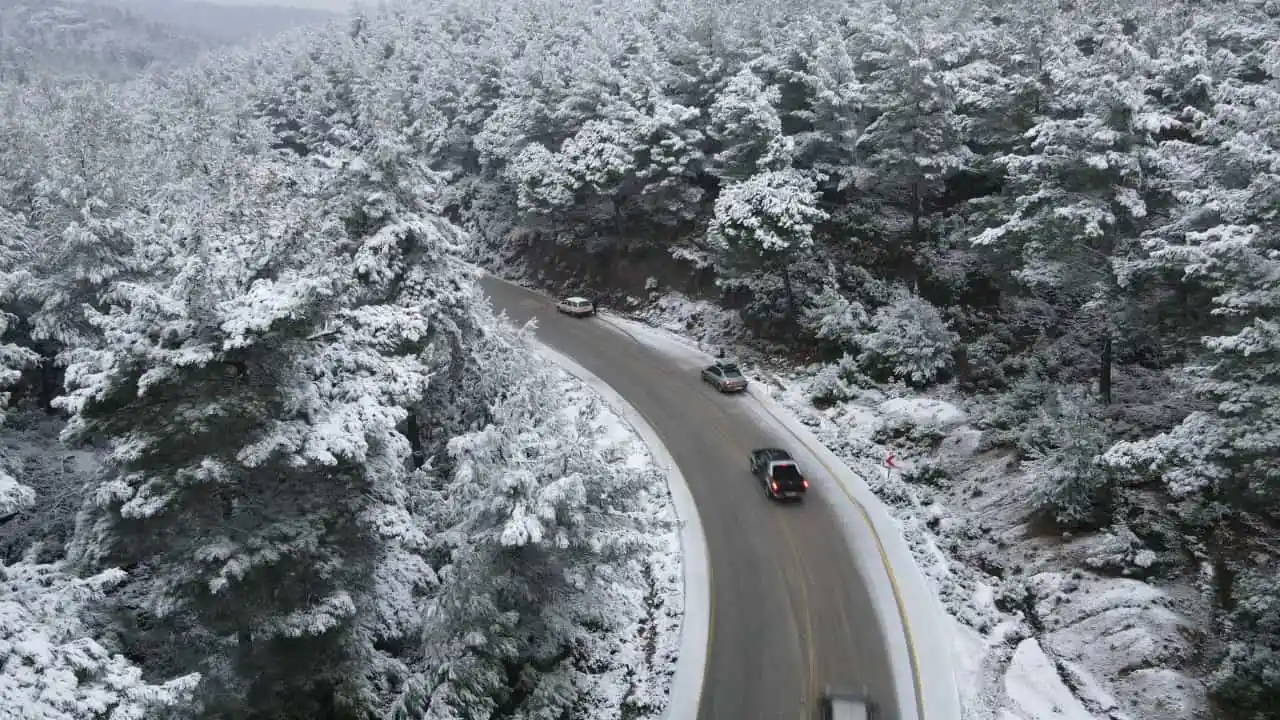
(0, 0, 212, 82)
(0, 0, 341, 84)
(106, 0, 340, 44)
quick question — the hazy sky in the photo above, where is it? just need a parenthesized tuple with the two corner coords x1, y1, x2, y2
(195, 0, 357, 11)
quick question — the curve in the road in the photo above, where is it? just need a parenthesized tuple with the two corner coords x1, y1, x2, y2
(481, 276, 901, 720)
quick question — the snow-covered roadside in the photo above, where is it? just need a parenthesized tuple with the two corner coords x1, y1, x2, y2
(760, 381, 1203, 720)
(602, 297, 1204, 720)
(533, 343, 705, 720)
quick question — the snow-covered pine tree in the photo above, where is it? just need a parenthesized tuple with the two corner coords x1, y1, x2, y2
(397, 349, 658, 719)
(0, 560, 201, 719)
(852, 22, 971, 287)
(1102, 11, 1280, 710)
(629, 92, 707, 230)
(1101, 10, 1280, 517)
(0, 211, 41, 514)
(557, 116, 642, 240)
(802, 279, 871, 350)
(969, 21, 1174, 395)
(316, 141, 507, 715)
(706, 65, 792, 183)
(2, 207, 200, 719)
(1105, 221, 1280, 715)
(778, 23, 868, 196)
(331, 211, 489, 717)
(707, 168, 827, 328)
(18, 80, 152, 351)
(51, 142, 467, 714)
(1022, 389, 1111, 529)
(504, 142, 577, 220)
(853, 289, 959, 387)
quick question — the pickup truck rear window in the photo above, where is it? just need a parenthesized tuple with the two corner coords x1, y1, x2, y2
(772, 463, 803, 483)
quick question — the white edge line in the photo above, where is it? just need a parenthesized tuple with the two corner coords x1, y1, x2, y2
(531, 340, 710, 720)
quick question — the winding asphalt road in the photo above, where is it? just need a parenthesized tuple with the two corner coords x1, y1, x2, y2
(481, 276, 901, 720)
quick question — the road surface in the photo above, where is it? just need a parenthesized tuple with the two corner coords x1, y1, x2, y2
(481, 276, 900, 720)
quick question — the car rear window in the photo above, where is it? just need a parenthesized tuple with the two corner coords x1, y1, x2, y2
(720, 364, 742, 376)
(772, 463, 802, 482)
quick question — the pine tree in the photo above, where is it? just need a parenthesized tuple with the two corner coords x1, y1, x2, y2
(398, 350, 657, 719)
(1023, 389, 1112, 528)
(0, 561, 201, 718)
(969, 20, 1176, 396)
(853, 23, 972, 286)
(707, 168, 827, 327)
(853, 289, 959, 387)
(1102, 9, 1280, 711)
(0, 222, 40, 515)
(705, 66, 792, 182)
(19, 81, 152, 350)
(780, 25, 868, 194)
(51, 146, 473, 713)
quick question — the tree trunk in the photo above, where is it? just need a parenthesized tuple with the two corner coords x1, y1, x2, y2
(237, 628, 254, 662)
(911, 181, 923, 244)
(1100, 336, 1113, 406)
(909, 180, 923, 292)
(954, 343, 971, 387)
(39, 356, 60, 413)
(781, 260, 796, 333)
(1209, 520, 1236, 613)
(406, 410, 425, 469)
(612, 196, 625, 241)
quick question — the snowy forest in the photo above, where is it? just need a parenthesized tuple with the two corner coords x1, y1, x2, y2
(0, 0, 1277, 718)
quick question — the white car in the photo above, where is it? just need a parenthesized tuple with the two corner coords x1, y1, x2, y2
(822, 688, 876, 720)
(700, 361, 748, 393)
(556, 296, 593, 317)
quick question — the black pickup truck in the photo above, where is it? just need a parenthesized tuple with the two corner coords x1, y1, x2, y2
(749, 447, 809, 501)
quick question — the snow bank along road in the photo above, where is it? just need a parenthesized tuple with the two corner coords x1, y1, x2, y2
(481, 276, 903, 720)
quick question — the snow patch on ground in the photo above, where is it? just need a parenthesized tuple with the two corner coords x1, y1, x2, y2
(612, 293, 1206, 720)
(1004, 638, 1095, 720)
(547, 365, 685, 719)
(879, 397, 967, 429)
